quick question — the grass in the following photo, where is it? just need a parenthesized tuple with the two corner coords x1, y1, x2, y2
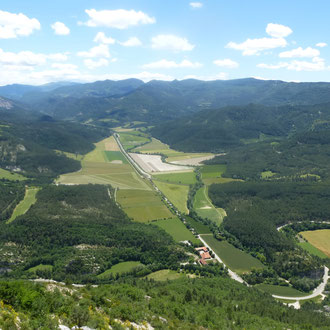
(200, 165, 239, 185)
(193, 186, 225, 225)
(117, 132, 150, 150)
(300, 230, 330, 257)
(7, 187, 39, 224)
(153, 217, 200, 244)
(261, 171, 276, 179)
(55, 150, 84, 161)
(97, 261, 143, 279)
(298, 241, 328, 259)
(0, 168, 26, 181)
(200, 235, 264, 274)
(154, 181, 189, 213)
(255, 284, 308, 297)
(117, 189, 172, 222)
(27, 264, 53, 274)
(57, 136, 150, 190)
(184, 216, 212, 234)
(146, 269, 184, 281)
(153, 171, 196, 185)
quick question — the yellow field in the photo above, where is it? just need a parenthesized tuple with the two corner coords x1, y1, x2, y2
(57, 136, 150, 190)
(300, 230, 330, 257)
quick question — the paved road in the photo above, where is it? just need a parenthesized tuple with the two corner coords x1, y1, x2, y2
(272, 266, 329, 301)
(198, 235, 246, 284)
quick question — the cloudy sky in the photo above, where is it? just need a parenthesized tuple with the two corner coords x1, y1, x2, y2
(1, 0, 330, 85)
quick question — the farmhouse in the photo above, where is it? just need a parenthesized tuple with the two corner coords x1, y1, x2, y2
(196, 246, 213, 266)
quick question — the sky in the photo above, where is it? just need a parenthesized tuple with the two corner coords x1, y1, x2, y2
(1, 0, 330, 85)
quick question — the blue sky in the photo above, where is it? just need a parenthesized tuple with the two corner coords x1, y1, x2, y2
(0, 0, 330, 85)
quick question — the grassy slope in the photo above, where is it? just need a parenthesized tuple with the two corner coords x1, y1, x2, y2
(7, 187, 39, 223)
(98, 261, 143, 278)
(153, 217, 200, 244)
(300, 230, 330, 257)
(298, 242, 328, 259)
(146, 269, 184, 281)
(153, 171, 196, 185)
(154, 181, 189, 213)
(201, 235, 264, 274)
(0, 168, 26, 181)
(256, 284, 308, 297)
(184, 216, 212, 234)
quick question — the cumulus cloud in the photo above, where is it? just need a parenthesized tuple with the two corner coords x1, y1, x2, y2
(51, 63, 77, 70)
(77, 44, 110, 58)
(84, 58, 109, 69)
(143, 59, 202, 69)
(227, 37, 287, 56)
(93, 32, 115, 44)
(316, 42, 327, 48)
(190, 2, 203, 8)
(119, 37, 142, 47)
(47, 53, 69, 62)
(83, 9, 155, 29)
(0, 10, 40, 39)
(151, 34, 195, 52)
(258, 57, 328, 72)
(51, 21, 70, 35)
(266, 23, 292, 38)
(213, 58, 239, 68)
(279, 47, 320, 58)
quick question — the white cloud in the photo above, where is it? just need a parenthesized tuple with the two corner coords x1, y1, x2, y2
(266, 23, 292, 38)
(151, 34, 195, 52)
(316, 42, 327, 48)
(47, 53, 69, 62)
(0, 10, 40, 39)
(227, 37, 287, 56)
(0, 49, 46, 66)
(213, 58, 239, 68)
(83, 9, 155, 29)
(84, 58, 109, 69)
(77, 44, 110, 58)
(258, 57, 328, 72)
(143, 59, 202, 69)
(119, 37, 142, 47)
(183, 72, 228, 80)
(94, 32, 115, 44)
(190, 2, 203, 8)
(279, 47, 320, 58)
(51, 21, 70, 35)
(51, 63, 77, 70)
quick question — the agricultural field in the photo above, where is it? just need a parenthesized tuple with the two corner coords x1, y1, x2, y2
(184, 216, 212, 235)
(116, 131, 150, 151)
(117, 189, 172, 222)
(153, 217, 200, 244)
(200, 235, 264, 274)
(97, 261, 144, 279)
(300, 230, 330, 257)
(145, 269, 184, 281)
(255, 284, 308, 297)
(200, 164, 237, 185)
(193, 186, 225, 225)
(57, 136, 150, 190)
(154, 181, 189, 213)
(27, 264, 53, 274)
(153, 171, 197, 185)
(0, 168, 26, 181)
(7, 187, 39, 224)
(298, 241, 328, 259)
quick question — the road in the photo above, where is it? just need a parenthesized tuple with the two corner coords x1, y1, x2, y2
(198, 234, 246, 284)
(272, 266, 329, 301)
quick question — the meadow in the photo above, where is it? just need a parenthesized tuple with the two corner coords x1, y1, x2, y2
(154, 181, 189, 213)
(27, 264, 53, 274)
(145, 269, 184, 281)
(97, 261, 144, 279)
(300, 230, 330, 257)
(298, 241, 328, 259)
(200, 164, 238, 185)
(0, 168, 26, 181)
(255, 284, 308, 298)
(153, 217, 200, 244)
(152, 171, 196, 185)
(7, 187, 39, 224)
(184, 216, 212, 234)
(117, 131, 150, 151)
(200, 235, 264, 274)
(117, 189, 172, 222)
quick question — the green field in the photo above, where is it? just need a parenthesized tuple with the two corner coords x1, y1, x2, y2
(57, 136, 150, 190)
(146, 269, 185, 281)
(117, 132, 150, 150)
(104, 151, 128, 164)
(184, 216, 212, 234)
(0, 168, 26, 181)
(98, 261, 144, 279)
(298, 241, 328, 259)
(27, 264, 53, 274)
(300, 230, 330, 257)
(200, 164, 239, 185)
(193, 186, 225, 225)
(261, 170, 276, 179)
(153, 217, 200, 244)
(255, 284, 308, 297)
(154, 181, 189, 214)
(153, 171, 196, 185)
(117, 189, 172, 222)
(200, 235, 264, 274)
(7, 187, 39, 224)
